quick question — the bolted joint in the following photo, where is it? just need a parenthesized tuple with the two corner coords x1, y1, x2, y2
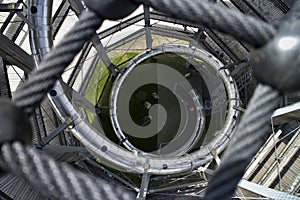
(251, 20, 300, 93)
(0, 99, 32, 147)
(83, 0, 139, 20)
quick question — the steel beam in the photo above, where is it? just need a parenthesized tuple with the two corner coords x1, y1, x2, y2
(93, 35, 116, 74)
(0, 3, 23, 12)
(86, 158, 139, 192)
(105, 28, 145, 52)
(205, 28, 240, 62)
(0, 33, 34, 72)
(198, 168, 300, 199)
(41, 145, 88, 154)
(69, 0, 115, 74)
(150, 11, 248, 62)
(137, 158, 151, 200)
(239, 180, 300, 200)
(40, 120, 70, 146)
(67, 42, 93, 87)
(78, 52, 101, 95)
(98, 13, 144, 39)
(229, 0, 267, 21)
(52, 0, 70, 39)
(144, 4, 152, 49)
(150, 11, 197, 28)
(0, 12, 15, 33)
(11, 20, 25, 43)
(148, 180, 208, 194)
(231, 61, 250, 76)
(0, 59, 11, 98)
(271, 0, 289, 13)
(272, 101, 300, 125)
(40, 145, 89, 162)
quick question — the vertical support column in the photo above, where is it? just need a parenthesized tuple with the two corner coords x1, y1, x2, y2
(194, 27, 227, 64)
(210, 149, 221, 166)
(40, 120, 70, 147)
(0, 58, 12, 98)
(52, 0, 71, 39)
(144, 4, 152, 49)
(137, 158, 151, 200)
(67, 43, 92, 87)
(94, 37, 117, 76)
(79, 37, 117, 95)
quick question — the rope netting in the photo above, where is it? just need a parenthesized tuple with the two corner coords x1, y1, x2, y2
(0, 0, 297, 199)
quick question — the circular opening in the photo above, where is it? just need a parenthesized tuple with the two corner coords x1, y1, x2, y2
(58, 44, 240, 174)
(111, 53, 211, 156)
(30, 6, 38, 14)
(49, 90, 57, 96)
(101, 146, 108, 152)
(162, 164, 168, 169)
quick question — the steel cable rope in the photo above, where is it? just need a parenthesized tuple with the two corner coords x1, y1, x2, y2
(0, 0, 287, 199)
(0, 9, 134, 200)
(14, 10, 103, 115)
(134, 0, 276, 47)
(10, 65, 58, 127)
(0, 142, 134, 200)
(205, 85, 280, 199)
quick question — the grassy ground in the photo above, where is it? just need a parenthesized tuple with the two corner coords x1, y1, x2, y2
(84, 52, 139, 104)
(83, 52, 140, 143)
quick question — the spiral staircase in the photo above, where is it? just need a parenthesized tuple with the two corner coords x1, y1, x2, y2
(0, 0, 298, 199)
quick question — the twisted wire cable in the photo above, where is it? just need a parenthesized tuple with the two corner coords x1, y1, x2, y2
(204, 1, 300, 198)
(0, 1, 286, 200)
(14, 9, 103, 115)
(134, 0, 276, 47)
(205, 85, 280, 199)
(0, 142, 134, 200)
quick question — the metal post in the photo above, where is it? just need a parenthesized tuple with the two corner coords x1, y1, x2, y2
(40, 118, 72, 147)
(0, 3, 23, 12)
(144, 4, 152, 49)
(0, 59, 11, 98)
(137, 158, 151, 199)
(94, 38, 117, 76)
